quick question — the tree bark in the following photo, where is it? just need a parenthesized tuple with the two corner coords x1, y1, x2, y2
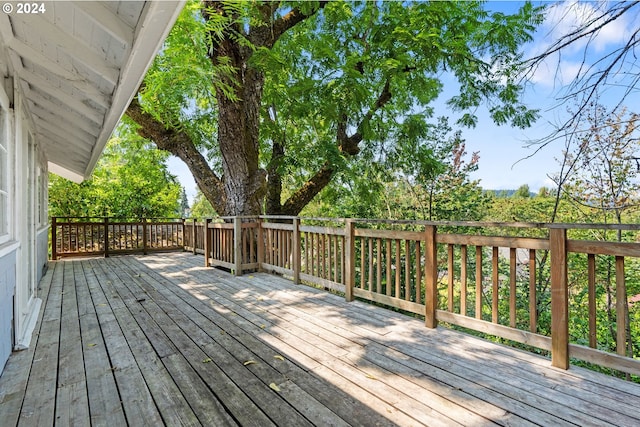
(199, 1, 328, 215)
(126, 98, 227, 214)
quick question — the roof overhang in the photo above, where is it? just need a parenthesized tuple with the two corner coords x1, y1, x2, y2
(0, 1, 185, 182)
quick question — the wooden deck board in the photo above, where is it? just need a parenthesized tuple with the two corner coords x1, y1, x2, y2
(1, 252, 640, 426)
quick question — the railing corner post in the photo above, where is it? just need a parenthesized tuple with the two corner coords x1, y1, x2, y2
(51, 217, 57, 261)
(424, 225, 438, 328)
(293, 217, 301, 284)
(550, 227, 569, 370)
(234, 216, 242, 276)
(344, 218, 355, 302)
(204, 218, 212, 268)
(104, 217, 109, 258)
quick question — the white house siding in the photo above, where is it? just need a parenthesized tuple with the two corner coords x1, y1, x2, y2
(0, 250, 15, 372)
(0, 81, 46, 357)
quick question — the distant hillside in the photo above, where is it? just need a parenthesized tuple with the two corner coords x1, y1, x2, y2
(484, 189, 536, 198)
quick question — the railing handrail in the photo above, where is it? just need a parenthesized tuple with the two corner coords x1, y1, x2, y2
(186, 215, 640, 231)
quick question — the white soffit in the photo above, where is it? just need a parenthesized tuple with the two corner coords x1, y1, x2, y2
(0, 1, 185, 180)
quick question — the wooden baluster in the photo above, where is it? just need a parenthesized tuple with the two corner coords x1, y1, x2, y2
(424, 225, 437, 329)
(460, 245, 466, 315)
(550, 228, 569, 369)
(143, 219, 148, 255)
(104, 217, 109, 258)
(368, 238, 373, 291)
(492, 246, 499, 324)
(510, 248, 517, 328)
(234, 217, 241, 275)
(322, 233, 327, 279)
(405, 240, 411, 301)
(385, 240, 392, 296)
(204, 219, 211, 267)
(257, 219, 264, 272)
(293, 218, 300, 284)
(588, 253, 596, 347)
(360, 238, 365, 289)
(344, 219, 355, 302)
(376, 238, 382, 294)
(333, 235, 342, 283)
(616, 256, 627, 356)
(341, 235, 345, 285)
(475, 246, 482, 320)
(448, 244, 454, 311)
(51, 217, 57, 260)
(395, 239, 401, 298)
(416, 241, 422, 305)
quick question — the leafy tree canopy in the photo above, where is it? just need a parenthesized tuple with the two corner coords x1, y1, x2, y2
(128, 0, 544, 216)
(49, 120, 183, 220)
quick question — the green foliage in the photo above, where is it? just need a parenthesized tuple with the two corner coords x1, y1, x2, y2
(513, 184, 531, 198)
(49, 121, 182, 220)
(190, 190, 217, 219)
(300, 117, 489, 221)
(136, 0, 543, 215)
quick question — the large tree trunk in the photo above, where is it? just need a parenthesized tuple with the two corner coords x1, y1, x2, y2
(213, 46, 267, 216)
(128, 2, 335, 217)
(202, 1, 327, 216)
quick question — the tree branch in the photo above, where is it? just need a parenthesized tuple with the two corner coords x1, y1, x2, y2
(126, 97, 227, 214)
(280, 79, 394, 215)
(261, 1, 329, 49)
(280, 163, 336, 216)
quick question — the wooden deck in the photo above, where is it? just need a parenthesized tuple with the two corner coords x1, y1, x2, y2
(1, 253, 639, 426)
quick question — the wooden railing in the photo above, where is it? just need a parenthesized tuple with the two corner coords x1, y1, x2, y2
(51, 217, 185, 259)
(190, 216, 640, 377)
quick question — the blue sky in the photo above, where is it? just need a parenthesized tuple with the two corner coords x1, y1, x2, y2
(168, 0, 639, 202)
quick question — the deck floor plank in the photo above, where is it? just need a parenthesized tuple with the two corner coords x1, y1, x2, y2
(114, 257, 399, 427)
(84, 259, 165, 427)
(110, 257, 356, 427)
(89, 259, 201, 427)
(2, 252, 640, 426)
(18, 260, 64, 427)
(76, 260, 127, 427)
(54, 261, 90, 427)
(0, 260, 55, 425)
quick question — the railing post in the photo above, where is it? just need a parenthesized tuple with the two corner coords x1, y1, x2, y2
(257, 217, 264, 272)
(292, 217, 301, 284)
(142, 218, 148, 255)
(204, 218, 212, 267)
(424, 225, 438, 328)
(550, 227, 569, 369)
(104, 217, 109, 258)
(192, 218, 197, 255)
(51, 217, 57, 260)
(344, 219, 355, 302)
(234, 216, 242, 276)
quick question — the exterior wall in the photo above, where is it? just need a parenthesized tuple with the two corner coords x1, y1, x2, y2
(0, 250, 15, 372)
(0, 72, 46, 372)
(36, 227, 49, 284)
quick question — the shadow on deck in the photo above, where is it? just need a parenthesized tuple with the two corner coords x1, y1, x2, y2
(1, 252, 639, 426)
